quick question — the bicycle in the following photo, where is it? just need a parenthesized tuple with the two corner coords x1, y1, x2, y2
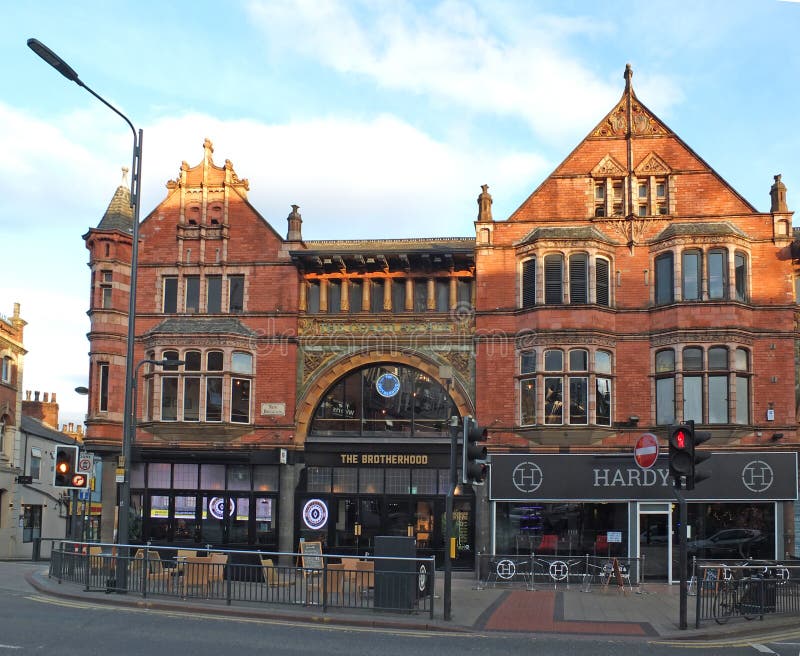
(713, 570, 765, 624)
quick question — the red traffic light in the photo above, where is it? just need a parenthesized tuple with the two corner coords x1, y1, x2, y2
(674, 430, 686, 449)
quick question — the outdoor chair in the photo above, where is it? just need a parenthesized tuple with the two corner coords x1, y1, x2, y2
(260, 557, 293, 587)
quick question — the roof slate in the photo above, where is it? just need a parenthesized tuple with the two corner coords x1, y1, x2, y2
(147, 318, 256, 336)
(97, 185, 133, 233)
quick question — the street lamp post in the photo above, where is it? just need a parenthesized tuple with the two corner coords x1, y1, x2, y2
(28, 38, 143, 591)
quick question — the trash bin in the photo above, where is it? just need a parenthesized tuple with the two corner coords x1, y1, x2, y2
(374, 536, 416, 611)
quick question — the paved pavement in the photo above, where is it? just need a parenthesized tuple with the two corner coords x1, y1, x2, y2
(7, 560, 798, 641)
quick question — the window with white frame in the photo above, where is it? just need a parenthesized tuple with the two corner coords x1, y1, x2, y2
(1, 355, 10, 383)
(156, 349, 252, 423)
(30, 446, 42, 480)
(520, 351, 536, 426)
(521, 348, 613, 427)
(100, 270, 113, 309)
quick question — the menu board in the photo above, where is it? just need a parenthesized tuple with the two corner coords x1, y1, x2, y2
(300, 541, 323, 570)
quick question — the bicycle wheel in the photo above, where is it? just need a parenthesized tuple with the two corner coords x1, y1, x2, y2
(714, 585, 735, 625)
(739, 579, 760, 620)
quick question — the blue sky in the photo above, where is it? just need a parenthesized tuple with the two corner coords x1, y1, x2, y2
(3, 0, 799, 429)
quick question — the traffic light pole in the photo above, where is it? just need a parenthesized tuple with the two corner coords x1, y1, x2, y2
(675, 488, 688, 630)
(444, 416, 459, 621)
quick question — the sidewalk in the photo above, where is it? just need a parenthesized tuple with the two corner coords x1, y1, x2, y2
(15, 562, 798, 641)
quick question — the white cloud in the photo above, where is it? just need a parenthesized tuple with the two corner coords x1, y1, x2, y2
(244, 0, 680, 141)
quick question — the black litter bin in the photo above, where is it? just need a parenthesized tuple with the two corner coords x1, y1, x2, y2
(374, 536, 416, 611)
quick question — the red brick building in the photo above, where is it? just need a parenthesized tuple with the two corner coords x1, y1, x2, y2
(82, 68, 798, 578)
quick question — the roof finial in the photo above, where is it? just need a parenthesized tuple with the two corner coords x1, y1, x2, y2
(121, 167, 129, 187)
(203, 138, 214, 161)
(624, 63, 633, 91)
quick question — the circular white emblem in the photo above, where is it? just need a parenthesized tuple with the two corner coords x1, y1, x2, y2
(209, 496, 235, 520)
(418, 564, 427, 591)
(302, 498, 329, 530)
(496, 559, 516, 580)
(375, 373, 401, 398)
(742, 460, 774, 493)
(512, 461, 543, 493)
(549, 560, 569, 581)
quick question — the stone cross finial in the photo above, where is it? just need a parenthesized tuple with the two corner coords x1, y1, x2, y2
(624, 63, 633, 91)
(121, 167, 129, 186)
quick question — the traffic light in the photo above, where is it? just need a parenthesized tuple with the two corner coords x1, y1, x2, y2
(668, 424, 692, 489)
(53, 445, 88, 489)
(686, 419, 712, 491)
(462, 416, 488, 485)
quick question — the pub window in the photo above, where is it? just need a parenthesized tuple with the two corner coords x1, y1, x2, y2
(682, 347, 703, 425)
(100, 270, 112, 309)
(612, 181, 623, 216)
(231, 378, 250, 423)
(185, 276, 200, 313)
(544, 349, 564, 425)
(456, 279, 471, 306)
(163, 276, 178, 313)
(596, 257, 610, 306)
(734, 252, 748, 302)
(390, 279, 405, 313)
(232, 351, 253, 374)
(161, 377, 179, 421)
(413, 279, 427, 313)
(682, 250, 702, 301)
(349, 280, 363, 313)
(521, 257, 536, 308)
(596, 350, 612, 426)
(707, 249, 727, 300)
(183, 350, 201, 422)
(30, 447, 42, 480)
(385, 469, 411, 495)
(520, 350, 536, 426)
(329, 280, 342, 314)
(98, 362, 109, 412)
(654, 252, 674, 305)
(207, 275, 222, 313)
(655, 349, 675, 425)
(544, 255, 563, 305)
(734, 347, 750, 424)
(307, 467, 332, 493)
(569, 253, 588, 304)
(594, 181, 606, 217)
(435, 279, 449, 312)
(359, 468, 384, 494)
(370, 280, 384, 313)
(708, 346, 729, 424)
(22, 505, 42, 543)
(307, 281, 321, 314)
(228, 274, 245, 313)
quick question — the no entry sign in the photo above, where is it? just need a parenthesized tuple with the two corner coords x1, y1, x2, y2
(634, 433, 659, 469)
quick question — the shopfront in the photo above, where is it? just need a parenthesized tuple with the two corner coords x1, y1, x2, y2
(129, 453, 282, 551)
(298, 445, 475, 569)
(489, 452, 798, 582)
(298, 361, 476, 568)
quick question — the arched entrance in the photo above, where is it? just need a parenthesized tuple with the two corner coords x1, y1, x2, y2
(295, 361, 475, 569)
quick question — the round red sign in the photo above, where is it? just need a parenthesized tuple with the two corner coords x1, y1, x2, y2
(634, 433, 659, 469)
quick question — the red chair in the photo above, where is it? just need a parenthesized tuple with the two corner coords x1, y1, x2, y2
(594, 534, 609, 554)
(538, 534, 558, 554)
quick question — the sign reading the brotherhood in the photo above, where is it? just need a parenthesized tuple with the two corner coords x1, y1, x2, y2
(490, 452, 798, 502)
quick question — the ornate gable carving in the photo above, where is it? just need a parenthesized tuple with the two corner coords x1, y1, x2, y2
(634, 152, 671, 176)
(592, 100, 668, 138)
(591, 154, 626, 177)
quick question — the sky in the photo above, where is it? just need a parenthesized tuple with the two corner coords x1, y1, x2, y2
(3, 0, 800, 431)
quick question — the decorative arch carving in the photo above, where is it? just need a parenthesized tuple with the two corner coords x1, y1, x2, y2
(294, 349, 473, 445)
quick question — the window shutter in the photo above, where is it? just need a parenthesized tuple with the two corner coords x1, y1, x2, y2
(595, 258, 609, 306)
(569, 254, 588, 304)
(544, 255, 563, 304)
(521, 259, 536, 308)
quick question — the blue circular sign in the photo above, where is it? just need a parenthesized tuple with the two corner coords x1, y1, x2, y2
(375, 373, 401, 398)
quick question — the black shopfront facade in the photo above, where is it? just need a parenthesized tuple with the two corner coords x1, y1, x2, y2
(489, 451, 798, 582)
(297, 441, 476, 569)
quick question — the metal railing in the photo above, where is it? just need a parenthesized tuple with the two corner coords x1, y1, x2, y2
(693, 561, 800, 628)
(47, 541, 435, 618)
(476, 553, 643, 591)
